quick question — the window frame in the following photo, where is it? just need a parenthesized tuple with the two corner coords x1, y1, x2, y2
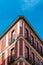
(11, 48, 15, 61)
(25, 46, 29, 61)
(11, 30, 15, 43)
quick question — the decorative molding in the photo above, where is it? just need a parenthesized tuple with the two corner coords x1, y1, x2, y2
(5, 33, 8, 65)
(0, 35, 43, 61)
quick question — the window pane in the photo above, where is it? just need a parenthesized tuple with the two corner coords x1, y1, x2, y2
(25, 46, 29, 61)
(11, 48, 14, 60)
(11, 30, 15, 43)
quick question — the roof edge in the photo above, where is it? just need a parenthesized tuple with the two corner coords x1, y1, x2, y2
(0, 16, 43, 44)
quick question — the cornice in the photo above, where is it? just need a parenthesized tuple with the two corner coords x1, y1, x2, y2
(0, 16, 43, 44)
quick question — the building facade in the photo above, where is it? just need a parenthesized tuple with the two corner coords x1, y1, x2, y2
(0, 16, 43, 65)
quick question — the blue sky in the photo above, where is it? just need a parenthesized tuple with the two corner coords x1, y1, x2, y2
(0, 0, 43, 40)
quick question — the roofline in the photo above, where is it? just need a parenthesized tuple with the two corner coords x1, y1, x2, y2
(0, 16, 43, 43)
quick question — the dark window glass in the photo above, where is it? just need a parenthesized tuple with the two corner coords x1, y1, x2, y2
(32, 52, 35, 65)
(11, 48, 15, 61)
(11, 30, 15, 42)
(26, 28, 28, 35)
(25, 46, 29, 61)
(31, 35, 34, 46)
(36, 41, 39, 51)
(8, 48, 15, 64)
(37, 58, 40, 65)
(40, 46, 42, 55)
(25, 28, 29, 38)
(25, 28, 31, 43)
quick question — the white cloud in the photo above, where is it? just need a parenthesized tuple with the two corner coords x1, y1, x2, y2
(21, 0, 40, 11)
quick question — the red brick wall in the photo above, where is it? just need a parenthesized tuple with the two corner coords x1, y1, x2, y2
(1, 37, 6, 52)
(20, 20, 23, 35)
(8, 32, 10, 44)
(15, 42, 18, 59)
(0, 56, 2, 65)
(19, 61, 23, 65)
(15, 23, 18, 39)
(19, 39, 23, 56)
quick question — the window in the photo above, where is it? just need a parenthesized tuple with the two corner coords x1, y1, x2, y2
(37, 58, 40, 65)
(25, 28, 29, 41)
(25, 46, 29, 61)
(40, 46, 42, 55)
(32, 52, 35, 65)
(25, 28, 28, 38)
(8, 48, 15, 64)
(36, 41, 39, 51)
(31, 35, 34, 46)
(11, 48, 15, 61)
(11, 30, 15, 42)
(26, 28, 28, 35)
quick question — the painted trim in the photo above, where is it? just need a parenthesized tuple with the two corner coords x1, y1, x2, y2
(5, 33, 8, 65)
(6, 33, 8, 47)
(17, 22, 20, 65)
(23, 22, 25, 56)
(17, 21, 20, 62)
(18, 41, 19, 57)
(18, 21, 20, 35)
(23, 22, 25, 57)
(17, 41, 19, 65)
(5, 51, 8, 65)
(23, 22, 25, 65)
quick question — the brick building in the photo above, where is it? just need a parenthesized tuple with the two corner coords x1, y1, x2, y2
(0, 16, 43, 65)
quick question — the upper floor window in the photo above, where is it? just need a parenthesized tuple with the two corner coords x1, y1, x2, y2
(40, 46, 42, 55)
(37, 58, 40, 65)
(8, 48, 15, 64)
(36, 41, 39, 51)
(26, 28, 28, 35)
(11, 48, 15, 61)
(25, 28, 29, 38)
(11, 30, 15, 42)
(31, 35, 34, 46)
(25, 28, 30, 42)
(32, 52, 35, 65)
(25, 46, 29, 61)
